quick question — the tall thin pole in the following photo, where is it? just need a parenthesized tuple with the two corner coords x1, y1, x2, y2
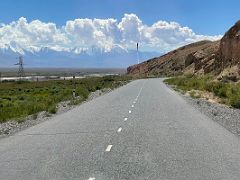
(15, 56, 25, 80)
(72, 75, 76, 99)
(36, 72, 39, 83)
(18, 56, 24, 79)
(137, 43, 140, 64)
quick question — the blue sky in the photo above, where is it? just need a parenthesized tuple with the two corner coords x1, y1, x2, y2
(0, 0, 238, 58)
(0, 0, 239, 35)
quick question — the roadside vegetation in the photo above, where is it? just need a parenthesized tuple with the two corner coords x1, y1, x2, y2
(164, 75, 240, 109)
(0, 75, 132, 123)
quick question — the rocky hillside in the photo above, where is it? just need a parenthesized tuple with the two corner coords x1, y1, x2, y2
(127, 20, 240, 81)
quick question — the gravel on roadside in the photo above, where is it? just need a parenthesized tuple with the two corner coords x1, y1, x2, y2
(0, 88, 112, 138)
(182, 95, 240, 136)
(166, 83, 240, 137)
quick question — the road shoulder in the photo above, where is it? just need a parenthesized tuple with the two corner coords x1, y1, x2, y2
(166, 83, 240, 137)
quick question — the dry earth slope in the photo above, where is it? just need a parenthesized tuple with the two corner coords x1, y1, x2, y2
(127, 20, 240, 81)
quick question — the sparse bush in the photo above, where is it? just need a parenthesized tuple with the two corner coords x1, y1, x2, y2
(69, 98, 83, 106)
(189, 91, 200, 99)
(33, 113, 38, 120)
(18, 96, 25, 101)
(164, 76, 240, 109)
(48, 105, 57, 114)
(16, 118, 25, 123)
(0, 75, 131, 122)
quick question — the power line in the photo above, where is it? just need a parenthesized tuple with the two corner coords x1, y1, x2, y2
(14, 56, 25, 80)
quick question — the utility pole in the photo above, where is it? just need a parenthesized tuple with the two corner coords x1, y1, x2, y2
(14, 56, 25, 80)
(137, 42, 141, 75)
(72, 75, 76, 99)
(137, 42, 140, 64)
(63, 73, 67, 86)
(36, 72, 39, 83)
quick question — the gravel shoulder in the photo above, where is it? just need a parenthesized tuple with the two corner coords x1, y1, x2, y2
(3, 80, 240, 140)
(167, 84, 240, 137)
(0, 88, 113, 139)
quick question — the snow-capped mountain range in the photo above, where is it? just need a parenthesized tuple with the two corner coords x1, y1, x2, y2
(0, 44, 160, 68)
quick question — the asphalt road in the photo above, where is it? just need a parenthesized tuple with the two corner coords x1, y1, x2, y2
(1, 78, 240, 180)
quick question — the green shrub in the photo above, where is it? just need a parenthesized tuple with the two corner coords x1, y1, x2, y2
(0, 75, 131, 122)
(18, 96, 25, 101)
(229, 96, 240, 109)
(165, 76, 240, 109)
(189, 91, 200, 99)
(33, 113, 38, 120)
(48, 105, 57, 114)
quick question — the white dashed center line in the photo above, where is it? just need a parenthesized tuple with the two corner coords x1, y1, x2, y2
(117, 127, 122, 132)
(89, 82, 145, 177)
(105, 145, 113, 152)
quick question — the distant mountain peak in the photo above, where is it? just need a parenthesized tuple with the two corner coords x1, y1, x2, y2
(0, 43, 160, 68)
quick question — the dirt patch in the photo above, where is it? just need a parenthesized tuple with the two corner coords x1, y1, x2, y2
(185, 90, 222, 104)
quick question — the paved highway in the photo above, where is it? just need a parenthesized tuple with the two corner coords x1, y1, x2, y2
(1, 79, 240, 180)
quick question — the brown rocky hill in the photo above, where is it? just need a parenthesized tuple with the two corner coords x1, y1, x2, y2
(127, 20, 240, 81)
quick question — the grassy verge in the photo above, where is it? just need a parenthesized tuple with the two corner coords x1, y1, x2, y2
(164, 75, 240, 109)
(0, 75, 132, 123)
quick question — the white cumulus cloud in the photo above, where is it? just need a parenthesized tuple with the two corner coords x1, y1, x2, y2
(0, 14, 222, 54)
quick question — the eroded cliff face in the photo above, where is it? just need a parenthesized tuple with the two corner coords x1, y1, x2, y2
(219, 21, 240, 65)
(127, 40, 219, 77)
(216, 21, 240, 81)
(127, 20, 240, 81)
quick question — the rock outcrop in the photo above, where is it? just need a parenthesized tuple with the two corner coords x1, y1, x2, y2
(215, 21, 240, 81)
(219, 20, 240, 66)
(127, 20, 240, 81)
(127, 40, 219, 77)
